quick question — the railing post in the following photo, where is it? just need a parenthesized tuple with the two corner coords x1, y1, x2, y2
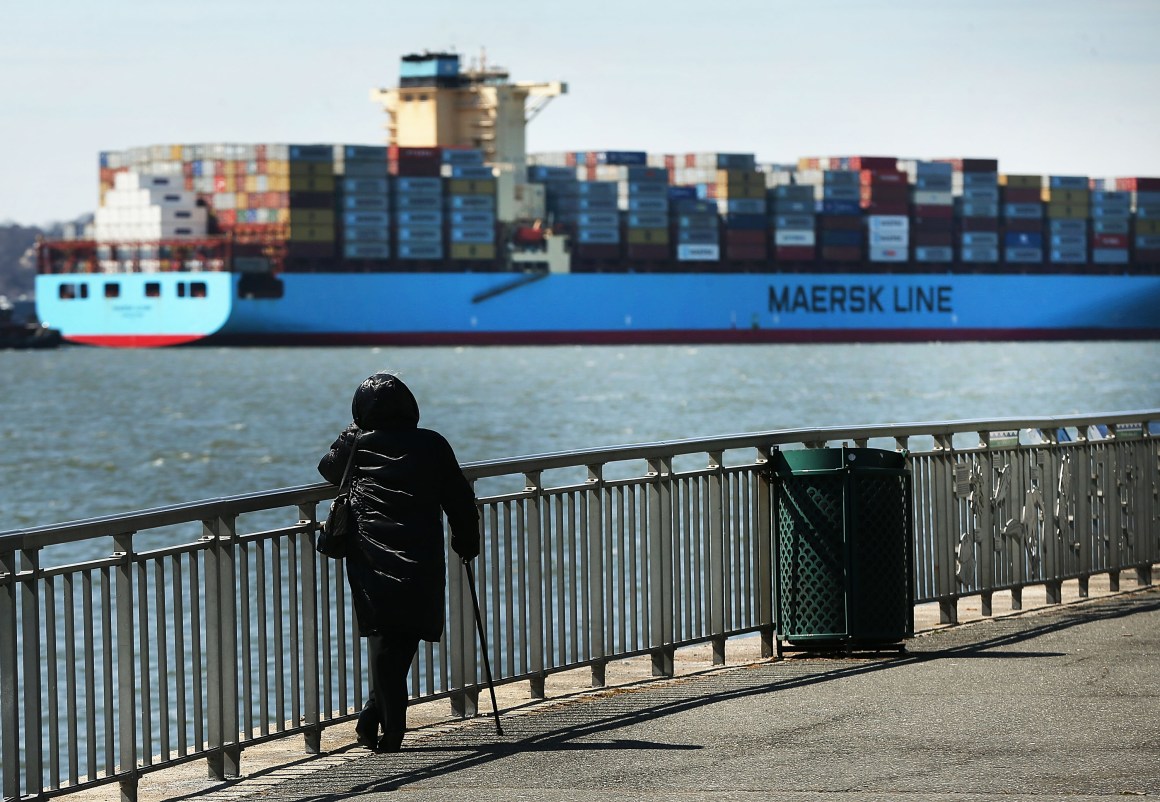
(525, 471, 546, 700)
(756, 446, 775, 658)
(1, 547, 21, 801)
(1039, 433, 1063, 605)
(204, 516, 240, 780)
(648, 457, 674, 677)
(298, 505, 321, 754)
(587, 463, 606, 687)
(113, 533, 139, 802)
(933, 433, 959, 624)
(708, 451, 726, 666)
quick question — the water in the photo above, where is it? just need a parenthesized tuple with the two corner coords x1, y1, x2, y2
(2, 342, 1158, 530)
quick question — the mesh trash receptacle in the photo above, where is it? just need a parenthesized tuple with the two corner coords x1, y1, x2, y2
(772, 446, 913, 647)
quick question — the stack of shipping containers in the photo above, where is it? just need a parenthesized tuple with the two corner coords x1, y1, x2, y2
(769, 179, 816, 263)
(1001, 174, 1044, 264)
(284, 145, 336, 264)
(860, 157, 909, 264)
(1124, 178, 1160, 263)
(621, 165, 670, 264)
(717, 161, 767, 263)
(819, 168, 862, 263)
(673, 189, 719, 266)
(392, 147, 443, 263)
(334, 145, 391, 262)
(906, 160, 954, 263)
(1045, 175, 1089, 266)
(955, 159, 1001, 265)
(444, 149, 498, 264)
(1090, 187, 1131, 265)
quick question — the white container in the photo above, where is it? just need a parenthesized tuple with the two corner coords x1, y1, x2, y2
(868, 230, 908, 246)
(867, 215, 909, 231)
(868, 245, 908, 261)
(677, 244, 720, 261)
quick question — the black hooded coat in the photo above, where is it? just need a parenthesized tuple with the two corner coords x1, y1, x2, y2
(317, 374, 479, 642)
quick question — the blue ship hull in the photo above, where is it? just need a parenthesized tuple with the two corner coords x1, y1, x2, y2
(35, 270, 1160, 347)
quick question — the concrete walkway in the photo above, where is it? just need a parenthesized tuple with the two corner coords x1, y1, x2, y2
(165, 580, 1160, 802)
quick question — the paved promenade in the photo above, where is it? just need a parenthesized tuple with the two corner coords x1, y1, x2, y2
(167, 581, 1159, 802)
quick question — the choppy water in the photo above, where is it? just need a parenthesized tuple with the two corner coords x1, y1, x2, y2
(2, 342, 1158, 530)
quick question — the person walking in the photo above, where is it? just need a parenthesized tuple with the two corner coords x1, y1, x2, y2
(318, 372, 480, 752)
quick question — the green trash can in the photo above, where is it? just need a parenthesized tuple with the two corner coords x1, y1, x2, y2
(772, 446, 914, 648)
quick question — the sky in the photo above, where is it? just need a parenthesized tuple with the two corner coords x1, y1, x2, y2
(1, 0, 1158, 226)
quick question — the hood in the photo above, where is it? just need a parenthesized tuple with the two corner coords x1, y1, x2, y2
(352, 372, 420, 430)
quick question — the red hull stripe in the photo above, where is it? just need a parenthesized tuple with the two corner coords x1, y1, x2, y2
(68, 333, 207, 348)
(204, 327, 1160, 347)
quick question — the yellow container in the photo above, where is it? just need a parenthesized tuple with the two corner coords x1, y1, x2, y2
(266, 160, 290, 177)
(627, 227, 670, 245)
(269, 175, 290, 192)
(719, 184, 765, 200)
(287, 224, 335, 242)
(450, 243, 497, 260)
(448, 179, 497, 195)
(170, 145, 184, 160)
(1044, 188, 1090, 203)
(289, 161, 332, 178)
(1136, 219, 1160, 235)
(276, 208, 291, 224)
(244, 176, 258, 193)
(1046, 204, 1089, 219)
(288, 175, 335, 193)
(717, 169, 764, 188)
(235, 192, 248, 210)
(289, 209, 335, 227)
(1001, 174, 1042, 188)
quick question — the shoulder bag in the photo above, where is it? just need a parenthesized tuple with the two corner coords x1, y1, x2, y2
(317, 431, 360, 559)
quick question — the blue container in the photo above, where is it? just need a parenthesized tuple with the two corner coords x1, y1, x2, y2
(1049, 175, 1088, 189)
(395, 194, 441, 211)
(577, 212, 619, 227)
(821, 200, 861, 215)
(627, 181, 668, 197)
(450, 211, 495, 226)
(668, 185, 698, 201)
(1093, 219, 1130, 234)
(344, 195, 389, 210)
(1049, 219, 1086, 235)
(595, 151, 647, 166)
(396, 177, 442, 194)
(450, 227, 494, 244)
(914, 175, 953, 190)
(1092, 248, 1129, 264)
(961, 232, 999, 246)
(1050, 248, 1087, 263)
(442, 149, 484, 166)
(447, 194, 496, 211)
(344, 226, 390, 243)
(1050, 234, 1086, 248)
(576, 197, 618, 212)
(344, 210, 390, 227)
(724, 198, 766, 215)
(191, 160, 204, 177)
(914, 161, 953, 176)
(343, 242, 391, 260)
(1004, 247, 1043, 263)
(627, 197, 667, 213)
(529, 166, 576, 182)
(822, 185, 861, 201)
(677, 228, 719, 245)
(1005, 231, 1043, 248)
(397, 242, 444, 260)
(961, 172, 999, 187)
(1004, 203, 1043, 219)
(626, 166, 668, 182)
(775, 215, 815, 230)
(961, 246, 1000, 262)
(289, 144, 332, 162)
(715, 153, 756, 169)
(674, 199, 717, 214)
(448, 165, 495, 179)
(340, 145, 388, 161)
(773, 199, 816, 215)
(342, 178, 389, 194)
(396, 210, 442, 226)
(577, 227, 620, 244)
(1092, 190, 1130, 204)
(960, 201, 999, 218)
(396, 225, 442, 243)
(915, 246, 954, 262)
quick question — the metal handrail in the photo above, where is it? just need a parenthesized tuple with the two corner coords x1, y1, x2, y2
(2, 411, 1157, 801)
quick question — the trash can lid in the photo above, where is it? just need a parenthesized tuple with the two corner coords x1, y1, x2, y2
(771, 446, 906, 474)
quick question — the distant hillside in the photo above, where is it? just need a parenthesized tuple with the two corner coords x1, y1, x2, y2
(0, 219, 90, 300)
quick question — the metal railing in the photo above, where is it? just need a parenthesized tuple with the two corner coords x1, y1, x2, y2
(2, 411, 1157, 801)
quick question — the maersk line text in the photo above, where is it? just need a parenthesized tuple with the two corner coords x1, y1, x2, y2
(768, 285, 953, 314)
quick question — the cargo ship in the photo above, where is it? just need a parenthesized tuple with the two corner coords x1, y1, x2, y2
(34, 51, 1160, 346)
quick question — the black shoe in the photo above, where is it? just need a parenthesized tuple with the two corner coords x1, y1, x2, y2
(376, 730, 404, 753)
(355, 701, 381, 749)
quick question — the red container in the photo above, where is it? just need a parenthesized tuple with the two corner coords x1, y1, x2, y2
(1094, 233, 1128, 248)
(255, 144, 267, 159)
(664, 154, 676, 170)
(1117, 177, 1160, 191)
(961, 217, 999, 232)
(861, 169, 907, 185)
(626, 244, 670, 260)
(396, 146, 442, 161)
(912, 204, 954, 218)
(1004, 219, 1043, 233)
(851, 156, 897, 171)
(864, 201, 908, 215)
(725, 245, 768, 260)
(821, 245, 862, 261)
(214, 175, 227, 192)
(861, 185, 908, 203)
(775, 245, 816, 261)
(723, 229, 766, 246)
(819, 214, 862, 230)
(392, 160, 441, 177)
(961, 158, 1000, 173)
(913, 231, 953, 247)
(1002, 187, 1041, 203)
(216, 210, 237, 226)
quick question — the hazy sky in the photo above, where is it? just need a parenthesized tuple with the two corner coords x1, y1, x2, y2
(2, 0, 1158, 225)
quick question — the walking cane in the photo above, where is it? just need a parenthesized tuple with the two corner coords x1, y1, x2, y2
(463, 559, 503, 735)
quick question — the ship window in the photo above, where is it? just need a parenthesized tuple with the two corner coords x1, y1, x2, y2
(104, 283, 120, 299)
(145, 282, 161, 298)
(190, 282, 207, 298)
(177, 282, 185, 298)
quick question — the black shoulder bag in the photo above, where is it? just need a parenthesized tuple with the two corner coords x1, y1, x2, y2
(317, 432, 359, 559)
